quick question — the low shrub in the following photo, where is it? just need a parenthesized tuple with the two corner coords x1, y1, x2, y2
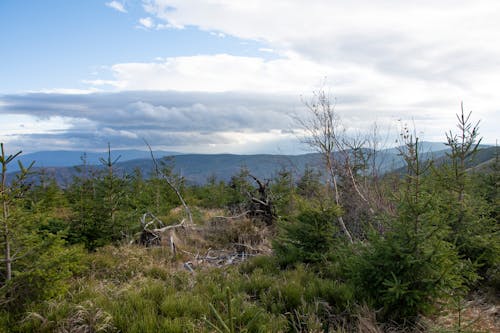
(273, 205, 341, 266)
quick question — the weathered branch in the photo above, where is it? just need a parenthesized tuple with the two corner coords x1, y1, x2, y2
(246, 174, 277, 225)
(141, 212, 165, 229)
(336, 147, 375, 214)
(144, 140, 193, 225)
(151, 219, 185, 233)
(139, 211, 187, 248)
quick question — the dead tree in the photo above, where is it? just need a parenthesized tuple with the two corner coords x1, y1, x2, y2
(246, 174, 277, 225)
(138, 212, 185, 254)
(296, 90, 354, 242)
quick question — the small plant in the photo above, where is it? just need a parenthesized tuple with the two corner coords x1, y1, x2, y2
(204, 287, 266, 333)
(204, 288, 235, 333)
(274, 204, 341, 266)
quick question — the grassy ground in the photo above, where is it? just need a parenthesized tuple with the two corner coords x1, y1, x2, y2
(9, 209, 500, 332)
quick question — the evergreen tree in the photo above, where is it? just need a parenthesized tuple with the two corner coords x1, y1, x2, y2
(346, 131, 470, 323)
(296, 165, 322, 199)
(0, 144, 85, 316)
(0, 143, 34, 283)
(270, 168, 295, 217)
(66, 146, 130, 250)
(274, 204, 341, 266)
(433, 106, 500, 285)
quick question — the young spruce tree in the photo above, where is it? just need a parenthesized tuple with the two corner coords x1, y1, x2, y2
(347, 128, 468, 324)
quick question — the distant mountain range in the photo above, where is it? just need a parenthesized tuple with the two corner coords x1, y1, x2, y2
(12, 149, 179, 171)
(7, 143, 497, 185)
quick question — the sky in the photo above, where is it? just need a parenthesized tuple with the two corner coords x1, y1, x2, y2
(0, 0, 498, 154)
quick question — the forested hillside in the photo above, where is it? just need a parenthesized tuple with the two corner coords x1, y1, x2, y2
(10, 143, 478, 186)
(0, 109, 498, 332)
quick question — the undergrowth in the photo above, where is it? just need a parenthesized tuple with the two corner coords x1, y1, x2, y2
(16, 245, 360, 332)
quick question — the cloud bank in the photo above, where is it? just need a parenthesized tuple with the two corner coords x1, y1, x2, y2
(0, 91, 310, 153)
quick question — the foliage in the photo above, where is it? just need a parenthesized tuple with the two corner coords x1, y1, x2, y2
(66, 172, 130, 250)
(296, 165, 323, 199)
(432, 108, 500, 288)
(1, 143, 35, 284)
(344, 134, 473, 324)
(346, 227, 467, 323)
(274, 203, 341, 266)
(188, 174, 234, 209)
(227, 167, 253, 212)
(2, 236, 86, 313)
(0, 143, 87, 330)
(18, 248, 358, 333)
(269, 168, 296, 217)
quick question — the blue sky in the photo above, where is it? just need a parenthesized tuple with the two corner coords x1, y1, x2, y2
(1, 1, 499, 153)
(0, 1, 268, 93)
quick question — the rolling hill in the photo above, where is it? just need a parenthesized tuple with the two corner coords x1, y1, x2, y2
(8, 143, 496, 186)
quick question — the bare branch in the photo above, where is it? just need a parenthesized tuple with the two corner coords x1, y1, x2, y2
(144, 140, 193, 225)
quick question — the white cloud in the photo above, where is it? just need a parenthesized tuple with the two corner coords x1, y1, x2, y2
(136, 0, 500, 87)
(139, 1, 500, 82)
(105, 1, 127, 13)
(141, 1, 500, 51)
(101, 127, 139, 139)
(138, 17, 154, 29)
(81, 79, 121, 88)
(104, 53, 335, 92)
(77, 46, 499, 143)
(0, 114, 74, 148)
(127, 0, 500, 142)
(258, 48, 274, 53)
(210, 31, 226, 38)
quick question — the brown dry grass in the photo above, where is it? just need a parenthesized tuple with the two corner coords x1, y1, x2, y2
(430, 293, 499, 333)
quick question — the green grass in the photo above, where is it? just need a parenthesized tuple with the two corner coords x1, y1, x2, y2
(13, 241, 493, 333)
(16, 246, 360, 332)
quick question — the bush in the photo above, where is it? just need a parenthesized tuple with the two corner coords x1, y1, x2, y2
(273, 205, 341, 266)
(239, 255, 280, 275)
(1, 235, 86, 315)
(341, 134, 475, 324)
(345, 222, 469, 323)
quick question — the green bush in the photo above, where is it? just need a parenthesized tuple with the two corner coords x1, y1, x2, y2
(304, 278, 354, 313)
(2, 235, 86, 315)
(273, 205, 341, 266)
(239, 255, 280, 275)
(340, 134, 475, 324)
(345, 224, 468, 323)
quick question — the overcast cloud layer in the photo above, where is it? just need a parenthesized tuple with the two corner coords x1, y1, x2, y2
(1, 1, 498, 153)
(0, 91, 309, 153)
